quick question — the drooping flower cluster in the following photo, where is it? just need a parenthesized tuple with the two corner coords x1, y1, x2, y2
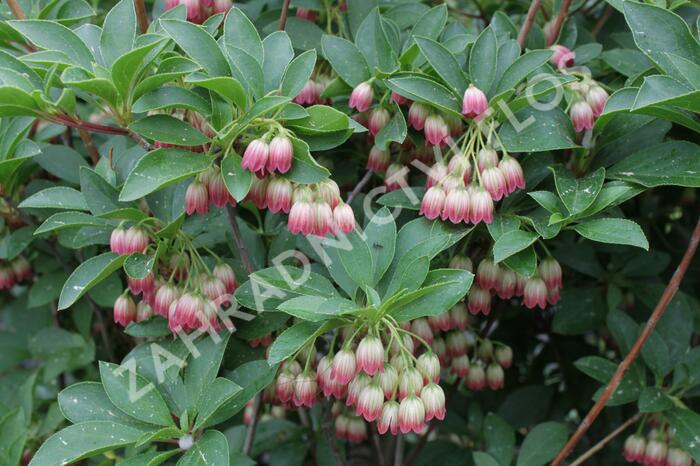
(0, 256, 32, 290)
(419, 145, 525, 226)
(293, 77, 332, 107)
(185, 165, 236, 216)
(109, 224, 237, 332)
(567, 80, 609, 133)
(450, 254, 562, 315)
(623, 430, 693, 466)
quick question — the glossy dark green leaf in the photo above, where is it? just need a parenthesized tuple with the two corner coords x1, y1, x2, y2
(469, 26, 498, 92)
(495, 50, 552, 94)
(35, 212, 114, 235)
(321, 35, 370, 87)
(19, 187, 88, 211)
(414, 36, 468, 95)
(160, 19, 229, 76)
(385, 74, 462, 116)
(221, 152, 252, 202)
(355, 8, 397, 73)
(573, 218, 649, 250)
(550, 165, 605, 216)
(666, 408, 700, 462)
(185, 74, 247, 109)
(100, 0, 136, 66)
(58, 382, 142, 425)
(58, 252, 126, 309)
(281, 50, 317, 98)
(267, 320, 329, 365)
(608, 141, 700, 188)
(516, 422, 568, 466)
(9, 20, 94, 70)
(128, 115, 209, 146)
(133, 87, 211, 115)
(119, 148, 212, 201)
(223, 7, 263, 64)
(262, 31, 294, 92)
(493, 230, 539, 263)
(499, 107, 577, 152)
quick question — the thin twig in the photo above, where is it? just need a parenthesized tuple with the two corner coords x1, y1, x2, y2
(394, 434, 404, 466)
(372, 429, 386, 466)
(551, 217, 700, 466)
(569, 413, 643, 466)
(404, 422, 437, 466)
(591, 5, 613, 38)
(517, 0, 542, 47)
(134, 0, 149, 33)
(6, 0, 26, 19)
(225, 204, 254, 275)
(78, 128, 101, 164)
(546, 0, 573, 45)
(278, 0, 291, 31)
(243, 393, 262, 455)
(346, 169, 373, 204)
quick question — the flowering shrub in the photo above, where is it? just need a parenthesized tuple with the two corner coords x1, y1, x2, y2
(0, 0, 700, 465)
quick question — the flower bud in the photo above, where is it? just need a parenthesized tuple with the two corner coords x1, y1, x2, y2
(494, 345, 513, 369)
(623, 434, 646, 462)
(450, 354, 470, 377)
(398, 367, 424, 400)
(294, 79, 320, 106)
(486, 363, 505, 390)
(206, 167, 232, 208)
(391, 91, 409, 106)
(378, 364, 399, 399)
(367, 146, 390, 173)
(212, 0, 231, 14)
(446, 331, 469, 357)
(267, 135, 294, 174)
(482, 166, 508, 201)
(333, 203, 356, 234)
(666, 447, 692, 466)
(426, 162, 448, 188)
(293, 371, 318, 407)
(420, 383, 446, 421)
(368, 107, 390, 136)
(377, 400, 400, 435)
(550, 44, 575, 69)
(462, 84, 489, 119)
(356, 335, 385, 376)
(644, 439, 668, 466)
(441, 188, 471, 224)
(296, 7, 317, 22)
(408, 102, 429, 130)
(538, 257, 563, 290)
(113, 294, 136, 327)
(449, 302, 469, 330)
(154, 284, 179, 317)
(478, 339, 494, 362)
(241, 138, 269, 173)
(523, 277, 548, 310)
(586, 85, 609, 117)
(496, 268, 517, 300)
(185, 180, 209, 215)
(469, 187, 494, 224)
(449, 255, 473, 272)
(246, 176, 269, 209)
(416, 352, 441, 384)
(346, 373, 371, 407)
(349, 81, 373, 113)
(468, 285, 491, 315)
(420, 186, 446, 220)
(477, 148, 499, 172)
(11, 256, 31, 282)
(318, 180, 341, 209)
(428, 311, 452, 332)
(411, 318, 434, 345)
(314, 202, 334, 237)
(331, 348, 357, 385)
(347, 416, 368, 443)
(466, 363, 486, 391)
(570, 100, 595, 133)
(476, 259, 500, 291)
(424, 114, 448, 146)
(124, 226, 150, 254)
(355, 382, 384, 421)
(335, 414, 349, 440)
(266, 177, 293, 213)
(398, 395, 426, 434)
(498, 156, 526, 194)
(128, 272, 155, 296)
(288, 199, 315, 236)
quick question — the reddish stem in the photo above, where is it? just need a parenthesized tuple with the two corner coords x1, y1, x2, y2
(279, 0, 291, 31)
(550, 217, 700, 466)
(517, 0, 542, 47)
(546, 0, 573, 45)
(135, 0, 149, 33)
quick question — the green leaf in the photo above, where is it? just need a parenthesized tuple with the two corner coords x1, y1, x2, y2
(277, 296, 359, 321)
(128, 115, 209, 146)
(160, 19, 229, 76)
(58, 382, 143, 425)
(483, 414, 515, 466)
(499, 107, 577, 152)
(58, 252, 126, 309)
(414, 36, 468, 95)
(19, 187, 88, 211)
(184, 74, 247, 109)
(469, 26, 498, 92)
(262, 31, 294, 93)
(123, 253, 154, 279)
(374, 104, 407, 149)
(35, 212, 114, 235)
(608, 141, 700, 188)
(177, 430, 229, 465)
(28, 421, 149, 466)
(111, 38, 169, 103)
(573, 218, 649, 250)
(267, 320, 329, 365)
(100, 0, 136, 67)
(224, 45, 264, 99)
(355, 8, 397, 74)
(99, 361, 175, 427)
(184, 335, 230, 417)
(666, 408, 700, 463)
(493, 230, 539, 263)
(385, 74, 462, 116)
(9, 20, 94, 70)
(388, 269, 473, 322)
(495, 50, 553, 94)
(80, 167, 126, 215)
(133, 87, 211, 115)
(516, 422, 568, 466)
(623, 2, 700, 77)
(337, 229, 374, 287)
(193, 378, 242, 430)
(125, 317, 171, 338)
(550, 165, 605, 216)
(365, 207, 396, 284)
(286, 105, 351, 135)
(321, 35, 370, 87)
(223, 7, 263, 65)
(221, 152, 252, 202)
(281, 50, 317, 98)
(284, 136, 331, 184)
(638, 387, 673, 413)
(410, 4, 448, 42)
(119, 148, 212, 201)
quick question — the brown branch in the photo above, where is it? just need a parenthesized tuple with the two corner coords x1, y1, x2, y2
(550, 217, 700, 466)
(6, 0, 26, 19)
(517, 0, 542, 48)
(346, 169, 372, 204)
(278, 0, 291, 31)
(243, 393, 262, 455)
(546, 0, 573, 45)
(591, 5, 613, 38)
(134, 0, 149, 34)
(569, 413, 643, 466)
(77, 128, 101, 164)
